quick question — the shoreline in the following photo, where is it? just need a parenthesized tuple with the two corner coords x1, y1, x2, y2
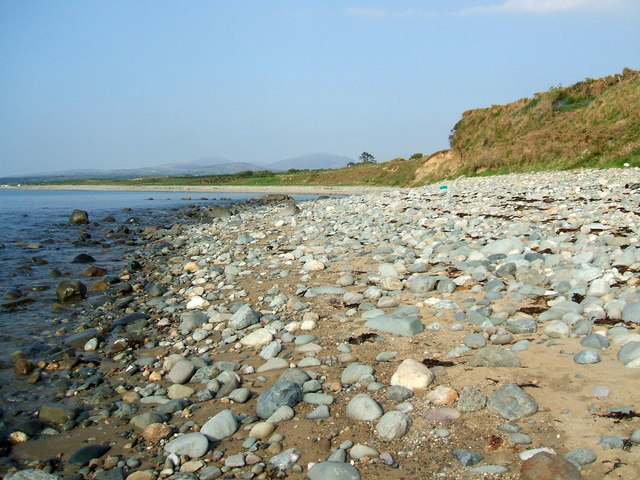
(6, 184, 389, 195)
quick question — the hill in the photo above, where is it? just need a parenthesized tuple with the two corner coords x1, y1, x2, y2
(447, 67, 640, 177)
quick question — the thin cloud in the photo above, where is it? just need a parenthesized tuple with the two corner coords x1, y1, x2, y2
(345, 7, 435, 19)
(460, 0, 633, 15)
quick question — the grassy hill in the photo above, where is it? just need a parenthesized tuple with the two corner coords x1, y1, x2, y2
(27, 68, 640, 189)
(448, 67, 640, 177)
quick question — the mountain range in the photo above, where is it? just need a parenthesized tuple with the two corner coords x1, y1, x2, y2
(1, 153, 356, 183)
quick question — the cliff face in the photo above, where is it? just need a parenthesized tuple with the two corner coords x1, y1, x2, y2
(446, 68, 640, 176)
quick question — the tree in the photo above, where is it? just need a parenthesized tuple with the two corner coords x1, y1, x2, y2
(359, 151, 376, 163)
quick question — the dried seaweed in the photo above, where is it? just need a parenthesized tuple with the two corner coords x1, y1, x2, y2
(599, 410, 639, 421)
(517, 382, 541, 388)
(518, 306, 548, 315)
(346, 332, 378, 345)
(422, 358, 455, 368)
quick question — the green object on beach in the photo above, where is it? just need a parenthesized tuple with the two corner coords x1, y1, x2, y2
(439, 185, 448, 190)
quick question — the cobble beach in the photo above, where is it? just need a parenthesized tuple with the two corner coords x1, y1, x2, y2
(3, 169, 640, 479)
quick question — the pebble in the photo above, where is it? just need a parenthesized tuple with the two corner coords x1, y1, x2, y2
(164, 433, 210, 458)
(487, 384, 538, 420)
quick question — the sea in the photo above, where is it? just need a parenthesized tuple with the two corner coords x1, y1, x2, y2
(0, 188, 319, 366)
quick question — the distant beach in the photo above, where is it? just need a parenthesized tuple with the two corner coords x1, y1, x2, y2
(10, 184, 377, 195)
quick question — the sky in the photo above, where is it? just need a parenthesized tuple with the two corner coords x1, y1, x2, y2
(1, 0, 639, 177)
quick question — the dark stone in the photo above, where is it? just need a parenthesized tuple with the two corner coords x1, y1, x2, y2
(256, 381, 303, 419)
(72, 253, 95, 264)
(55, 279, 87, 302)
(69, 209, 89, 225)
(69, 444, 111, 466)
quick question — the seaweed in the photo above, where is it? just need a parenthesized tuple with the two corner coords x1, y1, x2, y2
(346, 332, 378, 344)
(422, 358, 455, 368)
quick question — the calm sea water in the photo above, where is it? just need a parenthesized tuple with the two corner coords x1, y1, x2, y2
(0, 188, 317, 364)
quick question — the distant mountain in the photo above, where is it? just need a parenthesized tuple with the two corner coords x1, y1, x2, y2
(0, 152, 357, 184)
(265, 153, 355, 171)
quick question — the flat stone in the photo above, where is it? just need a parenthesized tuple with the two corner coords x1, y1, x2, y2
(468, 346, 521, 367)
(10, 471, 62, 480)
(364, 314, 424, 337)
(257, 357, 289, 372)
(200, 409, 239, 441)
(621, 302, 640, 324)
(69, 444, 111, 466)
(564, 448, 597, 468)
(168, 359, 196, 384)
(308, 461, 361, 480)
(164, 432, 210, 459)
(487, 384, 538, 420)
(38, 403, 80, 424)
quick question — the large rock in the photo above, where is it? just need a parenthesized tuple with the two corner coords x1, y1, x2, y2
(521, 452, 582, 480)
(390, 359, 435, 391)
(308, 462, 361, 480)
(468, 346, 521, 367)
(69, 209, 89, 225)
(256, 381, 303, 419)
(64, 328, 100, 349)
(164, 432, 210, 458)
(69, 444, 110, 466)
(168, 359, 196, 384)
(364, 314, 424, 337)
(56, 279, 87, 302)
(621, 302, 640, 324)
(200, 409, 239, 441)
(228, 304, 259, 330)
(487, 384, 538, 420)
(38, 403, 80, 424)
(10, 471, 61, 480)
(617, 341, 640, 366)
(345, 393, 383, 421)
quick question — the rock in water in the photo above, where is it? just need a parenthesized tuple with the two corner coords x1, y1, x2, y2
(308, 461, 361, 480)
(55, 279, 87, 302)
(487, 384, 538, 420)
(69, 209, 89, 225)
(256, 381, 303, 419)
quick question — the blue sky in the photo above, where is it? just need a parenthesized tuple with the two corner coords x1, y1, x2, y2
(1, 0, 639, 176)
